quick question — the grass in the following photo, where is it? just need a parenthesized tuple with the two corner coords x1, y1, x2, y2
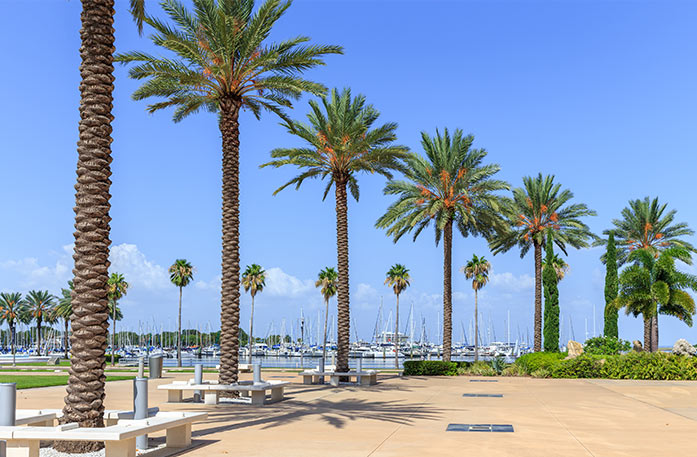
(0, 374, 135, 390)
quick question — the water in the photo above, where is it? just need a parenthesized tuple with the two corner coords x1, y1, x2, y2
(122, 354, 516, 369)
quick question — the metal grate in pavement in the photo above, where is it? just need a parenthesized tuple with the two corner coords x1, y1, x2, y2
(462, 393, 503, 397)
(446, 424, 514, 432)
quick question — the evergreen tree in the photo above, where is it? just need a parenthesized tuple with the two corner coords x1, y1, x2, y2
(604, 231, 619, 338)
(543, 234, 560, 351)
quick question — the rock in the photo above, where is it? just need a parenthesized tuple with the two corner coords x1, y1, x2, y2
(565, 340, 584, 359)
(672, 339, 696, 356)
(632, 340, 643, 352)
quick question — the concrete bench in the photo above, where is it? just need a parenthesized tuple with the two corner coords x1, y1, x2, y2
(300, 370, 378, 386)
(34, 407, 160, 427)
(158, 380, 288, 405)
(14, 411, 57, 427)
(0, 411, 206, 457)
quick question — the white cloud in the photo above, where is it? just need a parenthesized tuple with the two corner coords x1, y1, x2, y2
(489, 271, 534, 292)
(354, 283, 378, 301)
(195, 275, 221, 291)
(109, 244, 169, 290)
(264, 267, 314, 297)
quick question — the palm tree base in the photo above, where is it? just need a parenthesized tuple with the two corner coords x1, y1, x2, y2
(53, 440, 104, 453)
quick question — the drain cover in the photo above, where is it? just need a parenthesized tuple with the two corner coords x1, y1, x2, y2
(447, 424, 514, 432)
(462, 393, 503, 398)
(469, 379, 498, 382)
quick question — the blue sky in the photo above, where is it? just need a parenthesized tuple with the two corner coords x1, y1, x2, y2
(1, 0, 696, 346)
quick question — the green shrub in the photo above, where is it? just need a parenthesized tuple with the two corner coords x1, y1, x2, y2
(531, 368, 551, 378)
(515, 352, 566, 375)
(599, 352, 697, 380)
(501, 364, 523, 377)
(491, 356, 506, 375)
(551, 355, 602, 378)
(458, 361, 496, 376)
(402, 360, 460, 376)
(105, 354, 121, 363)
(583, 336, 631, 355)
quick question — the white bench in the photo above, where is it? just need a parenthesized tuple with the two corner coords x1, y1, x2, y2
(0, 411, 206, 457)
(300, 370, 378, 386)
(14, 411, 57, 427)
(32, 407, 160, 427)
(158, 380, 288, 405)
(215, 364, 252, 372)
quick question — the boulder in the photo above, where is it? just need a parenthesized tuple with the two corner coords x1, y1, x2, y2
(565, 340, 584, 359)
(632, 340, 643, 352)
(672, 339, 696, 356)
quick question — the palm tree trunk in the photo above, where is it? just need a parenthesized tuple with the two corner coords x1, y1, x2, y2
(395, 293, 400, 369)
(322, 298, 329, 361)
(111, 305, 116, 366)
(335, 178, 351, 373)
(37, 319, 42, 357)
(474, 289, 479, 362)
(219, 99, 242, 386)
(442, 219, 453, 362)
(651, 314, 659, 352)
(64, 319, 70, 360)
(248, 295, 255, 365)
(643, 315, 651, 352)
(11, 323, 16, 367)
(177, 286, 182, 367)
(56, 2, 114, 449)
(534, 241, 542, 352)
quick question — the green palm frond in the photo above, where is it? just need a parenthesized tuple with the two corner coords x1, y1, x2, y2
(462, 254, 491, 291)
(315, 267, 338, 302)
(385, 264, 410, 296)
(0, 292, 28, 326)
(376, 128, 509, 244)
(24, 290, 57, 324)
(242, 264, 266, 298)
(169, 259, 195, 287)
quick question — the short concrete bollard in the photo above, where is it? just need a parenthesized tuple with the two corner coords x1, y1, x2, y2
(133, 377, 149, 450)
(318, 358, 325, 384)
(253, 363, 262, 385)
(148, 355, 163, 379)
(331, 353, 336, 367)
(138, 357, 145, 378)
(0, 383, 16, 426)
(356, 358, 363, 384)
(194, 364, 203, 403)
(0, 439, 6, 457)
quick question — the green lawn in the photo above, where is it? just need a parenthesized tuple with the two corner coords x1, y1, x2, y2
(0, 374, 135, 390)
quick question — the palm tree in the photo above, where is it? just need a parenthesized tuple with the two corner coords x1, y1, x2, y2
(376, 129, 508, 362)
(53, 282, 74, 359)
(0, 292, 28, 366)
(107, 273, 129, 366)
(385, 264, 410, 368)
(542, 253, 569, 281)
(117, 0, 341, 385)
(315, 267, 338, 363)
(242, 264, 266, 365)
(605, 197, 695, 265)
(169, 259, 194, 367)
(262, 88, 409, 372)
(461, 255, 491, 362)
(490, 174, 596, 352)
(24, 291, 57, 357)
(615, 247, 697, 352)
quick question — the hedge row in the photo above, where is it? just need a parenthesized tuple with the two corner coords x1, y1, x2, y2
(402, 360, 471, 376)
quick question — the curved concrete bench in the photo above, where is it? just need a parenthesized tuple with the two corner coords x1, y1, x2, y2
(0, 411, 206, 457)
(300, 370, 378, 386)
(158, 380, 288, 405)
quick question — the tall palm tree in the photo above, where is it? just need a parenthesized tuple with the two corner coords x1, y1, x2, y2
(542, 253, 569, 281)
(376, 129, 508, 362)
(117, 0, 341, 385)
(315, 267, 338, 363)
(490, 174, 596, 352)
(242, 264, 266, 365)
(57, 2, 148, 448)
(262, 88, 409, 372)
(24, 291, 57, 357)
(53, 282, 74, 360)
(615, 247, 697, 351)
(106, 273, 129, 366)
(169, 259, 194, 367)
(461, 254, 491, 362)
(385, 264, 410, 368)
(0, 292, 28, 367)
(605, 196, 695, 265)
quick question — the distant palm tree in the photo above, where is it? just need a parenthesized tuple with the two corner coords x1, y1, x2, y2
(242, 264, 266, 365)
(461, 255, 491, 362)
(53, 282, 74, 359)
(169, 259, 194, 368)
(315, 267, 338, 363)
(490, 174, 596, 352)
(385, 264, 410, 368)
(107, 273, 129, 366)
(376, 129, 508, 362)
(605, 196, 695, 265)
(542, 253, 569, 281)
(615, 247, 697, 351)
(262, 88, 409, 372)
(24, 291, 57, 356)
(0, 292, 28, 366)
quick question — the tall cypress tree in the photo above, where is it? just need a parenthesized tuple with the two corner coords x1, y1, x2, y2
(543, 235, 560, 351)
(603, 231, 619, 338)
